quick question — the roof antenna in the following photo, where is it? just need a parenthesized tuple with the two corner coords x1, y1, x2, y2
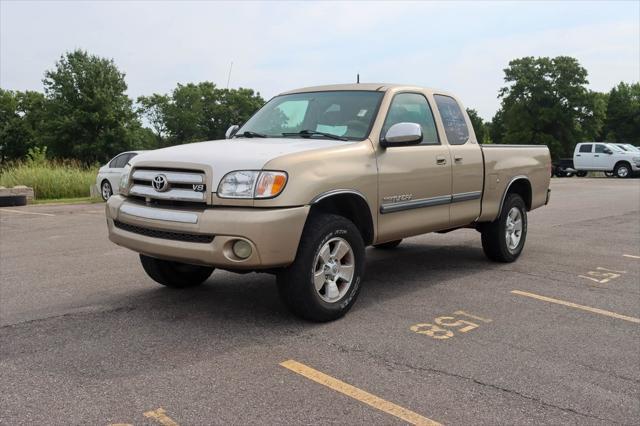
(357, 73, 360, 84)
(226, 61, 233, 89)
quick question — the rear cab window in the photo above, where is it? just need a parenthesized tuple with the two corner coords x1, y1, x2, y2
(434, 94, 470, 145)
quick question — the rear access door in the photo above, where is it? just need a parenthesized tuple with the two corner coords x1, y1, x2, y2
(433, 94, 483, 227)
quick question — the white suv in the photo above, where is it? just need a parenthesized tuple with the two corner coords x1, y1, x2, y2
(573, 142, 640, 178)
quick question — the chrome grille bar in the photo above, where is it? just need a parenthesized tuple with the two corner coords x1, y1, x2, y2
(130, 185, 205, 202)
(132, 170, 203, 184)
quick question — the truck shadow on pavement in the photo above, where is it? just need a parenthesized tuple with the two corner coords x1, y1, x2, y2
(1, 239, 494, 380)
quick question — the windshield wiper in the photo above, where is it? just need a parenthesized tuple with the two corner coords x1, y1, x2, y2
(282, 130, 348, 141)
(235, 131, 268, 138)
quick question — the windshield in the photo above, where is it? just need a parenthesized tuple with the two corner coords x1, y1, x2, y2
(624, 144, 640, 152)
(615, 144, 630, 151)
(237, 91, 384, 140)
(608, 144, 625, 152)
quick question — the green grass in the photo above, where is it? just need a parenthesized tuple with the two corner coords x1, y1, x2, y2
(31, 196, 102, 205)
(0, 160, 99, 200)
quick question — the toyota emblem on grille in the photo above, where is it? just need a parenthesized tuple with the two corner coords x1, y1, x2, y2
(152, 174, 169, 192)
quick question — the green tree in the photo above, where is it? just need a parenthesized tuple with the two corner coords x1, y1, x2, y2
(0, 89, 47, 162)
(137, 93, 170, 146)
(466, 108, 490, 143)
(494, 56, 594, 159)
(603, 82, 640, 144)
(139, 83, 264, 145)
(42, 50, 140, 163)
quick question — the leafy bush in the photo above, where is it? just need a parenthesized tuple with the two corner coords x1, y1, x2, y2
(0, 158, 98, 199)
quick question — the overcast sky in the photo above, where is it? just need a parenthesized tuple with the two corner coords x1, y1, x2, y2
(1, 0, 638, 120)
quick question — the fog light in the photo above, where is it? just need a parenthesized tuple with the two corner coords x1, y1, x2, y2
(232, 240, 252, 259)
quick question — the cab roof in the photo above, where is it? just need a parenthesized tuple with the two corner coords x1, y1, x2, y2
(280, 83, 452, 97)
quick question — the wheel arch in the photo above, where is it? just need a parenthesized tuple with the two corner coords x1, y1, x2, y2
(498, 176, 532, 214)
(308, 190, 375, 246)
(614, 160, 632, 170)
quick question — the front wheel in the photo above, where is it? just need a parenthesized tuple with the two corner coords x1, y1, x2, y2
(140, 254, 214, 288)
(614, 162, 631, 178)
(101, 180, 113, 201)
(480, 194, 527, 262)
(277, 213, 365, 322)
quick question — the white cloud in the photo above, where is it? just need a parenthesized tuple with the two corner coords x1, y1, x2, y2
(1, 0, 638, 120)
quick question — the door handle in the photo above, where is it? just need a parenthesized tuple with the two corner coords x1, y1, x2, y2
(594, 155, 599, 157)
(576, 154, 581, 156)
(454, 156, 463, 163)
(436, 156, 447, 165)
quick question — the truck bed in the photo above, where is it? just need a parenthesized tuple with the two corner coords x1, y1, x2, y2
(478, 145, 551, 222)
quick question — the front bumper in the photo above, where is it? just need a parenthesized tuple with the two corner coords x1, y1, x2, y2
(106, 196, 309, 269)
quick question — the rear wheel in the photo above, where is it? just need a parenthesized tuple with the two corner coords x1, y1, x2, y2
(614, 162, 631, 178)
(481, 194, 527, 262)
(277, 213, 365, 322)
(374, 239, 402, 249)
(576, 171, 588, 177)
(139, 254, 214, 288)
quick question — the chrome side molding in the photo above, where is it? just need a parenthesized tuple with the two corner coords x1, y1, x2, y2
(380, 191, 482, 214)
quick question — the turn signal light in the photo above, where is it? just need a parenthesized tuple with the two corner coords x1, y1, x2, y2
(255, 172, 287, 198)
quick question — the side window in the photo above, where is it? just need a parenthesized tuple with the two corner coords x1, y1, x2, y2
(111, 154, 130, 168)
(579, 144, 592, 153)
(434, 95, 470, 145)
(381, 93, 439, 145)
(109, 154, 124, 168)
(594, 144, 607, 154)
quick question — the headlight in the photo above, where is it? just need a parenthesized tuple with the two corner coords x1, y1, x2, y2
(218, 171, 287, 199)
(119, 168, 131, 192)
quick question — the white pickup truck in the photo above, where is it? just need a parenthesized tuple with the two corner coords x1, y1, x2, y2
(106, 84, 551, 321)
(573, 142, 640, 178)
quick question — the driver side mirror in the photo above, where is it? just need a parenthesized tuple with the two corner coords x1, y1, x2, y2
(604, 148, 613, 154)
(225, 125, 240, 139)
(381, 122, 423, 147)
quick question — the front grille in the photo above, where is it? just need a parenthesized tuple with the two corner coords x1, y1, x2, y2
(114, 220, 214, 244)
(129, 167, 207, 205)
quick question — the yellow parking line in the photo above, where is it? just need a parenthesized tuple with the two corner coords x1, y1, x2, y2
(511, 290, 640, 323)
(0, 209, 54, 217)
(623, 254, 640, 259)
(280, 360, 441, 426)
(143, 408, 179, 426)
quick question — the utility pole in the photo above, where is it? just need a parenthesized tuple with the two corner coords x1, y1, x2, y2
(226, 61, 233, 89)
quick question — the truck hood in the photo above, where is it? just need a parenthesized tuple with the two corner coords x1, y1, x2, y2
(130, 138, 350, 185)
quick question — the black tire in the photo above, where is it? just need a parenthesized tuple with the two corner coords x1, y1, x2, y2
(101, 180, 113, 201)
(614, 162, 631, 179)
(277, 213, 365, 322)
(0, 195, 27, 207)
(576, 171, 588, 177)
(139, 254, 214, 288)
(374, 239, 402, 249)
(481, 193, 527, 263)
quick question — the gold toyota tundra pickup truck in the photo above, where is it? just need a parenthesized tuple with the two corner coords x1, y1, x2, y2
(106, 84, 551, 321)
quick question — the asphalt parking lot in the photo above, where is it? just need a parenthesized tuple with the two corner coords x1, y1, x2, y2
(1, 178, 639, 425)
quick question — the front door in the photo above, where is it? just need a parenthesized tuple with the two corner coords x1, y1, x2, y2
(376, 92, 452, 242)
(593, 144, 612, 170)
